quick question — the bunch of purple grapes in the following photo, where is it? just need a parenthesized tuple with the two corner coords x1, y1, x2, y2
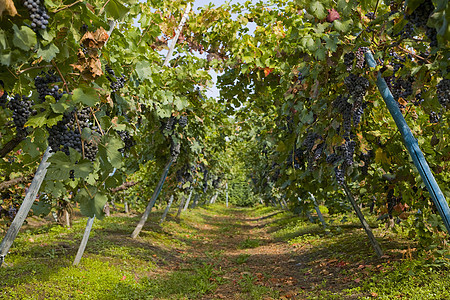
(105, 65, 126, 93)
(47, 107, 99, 160)
(8, 94, 35, 136)
(34, 71, 63, 103)
(117, 130, 136, 153)
(23, 0, 50, 30)
(436, 79, 449, 109)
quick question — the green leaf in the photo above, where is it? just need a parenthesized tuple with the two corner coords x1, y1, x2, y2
(37, 43, 60, 62)
(50, 102, 69, 114)
(105, 176, 118, 189)
(22, 137, 41, 158)
(105, 0, 130, 20)
(26, 111, 49, 128)
(405, 0, 426, 14)
(323, 35, 338, 52)
(333, 19, 353, 32)
(12, 25, 37, 51)
(31, 200, 52, 216)
(73, 161, 94, 178)
(47, 152, 72, 180)
(135, 60, 153, 80)
(77, 187, 107, 219)
(44, 181, 66, 198)
(0, 30, 7, 49)
(73, 86, 99, 106)
(99, 136, 123, 169)
(310, 1, 326, 19)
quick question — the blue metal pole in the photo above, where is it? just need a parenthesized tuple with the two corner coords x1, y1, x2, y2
(365, 51, 450, 233)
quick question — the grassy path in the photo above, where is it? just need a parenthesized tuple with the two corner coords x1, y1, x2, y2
(1, 204, 450, 299)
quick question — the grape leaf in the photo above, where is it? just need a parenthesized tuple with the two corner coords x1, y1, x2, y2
(73, 86, 99, 106)
(12, 25, 36, 51)
(37, 43, 60, 62)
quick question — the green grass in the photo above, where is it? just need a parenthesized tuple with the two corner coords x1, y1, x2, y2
(0, 206, 232, 299)
(2, 204, 450, 300)
(238, 237, 261, 249)
(237, 272, 279, 299)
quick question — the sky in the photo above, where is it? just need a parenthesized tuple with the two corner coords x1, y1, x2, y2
(190, 0, 251, 99)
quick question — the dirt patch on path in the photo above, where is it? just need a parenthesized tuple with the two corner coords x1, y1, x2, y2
(172, 208, 305, 299)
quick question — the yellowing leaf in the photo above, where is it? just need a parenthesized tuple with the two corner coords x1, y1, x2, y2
(375, 148, 390, 164)
(0, 0, 17, 18)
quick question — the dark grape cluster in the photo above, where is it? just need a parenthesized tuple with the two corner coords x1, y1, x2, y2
(7, 205, 18, 221)
(0, 90, 7, 108)
(391, 76, 413, 104)
(413, 91, 425, 106)
(365, 12, 375, 20)
(286, 148, 303, 169)
(23, 0, 50, 30)
(355, 47, 368, 69)
(178, 115, 188, 128)
(436, 79, 449, 109)
(34, 71, 63, 102)
(396, 22, 414, 39)
(83, 130, 99, 161)
(384, 52, 414, 106)
(406, 0, 434, 29)
(164, 116, 176, 132)
(312, 142, 325, 161)
(334, 166, 345, 186)
(429, 111, 440, 124)
(176, 164, 194, 186)
(117, 130, 136, 153)
(302, 132, 321, 152)
(47, 113, 82, 155)
(333, 96, 352, 140)
(341, 140, 356, 166)
(47, 108, 99, 160)
(344, 52, 355, 71)
(105, 65, 126, 93)
(8, 94, 35, 135)
(170, 139, 181, 161)
(403, 0, 437, 46)
(425, 26, 438, 47)
(345, 74, 369, 99)
(326, 153, 341, 165)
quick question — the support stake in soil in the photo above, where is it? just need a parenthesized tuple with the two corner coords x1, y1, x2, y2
(0, 147, 52, 267)
(343, 182, 383, 258)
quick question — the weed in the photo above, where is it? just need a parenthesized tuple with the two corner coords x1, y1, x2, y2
(235, 253, 251, 264)
(238, 237, 260, 249)
(237, 273, 279, 299)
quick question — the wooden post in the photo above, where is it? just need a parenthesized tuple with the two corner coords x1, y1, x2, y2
(176, 195, 186, 218)
(183, 189, 193, 211)
(225, 182, 229, 208)
(309, 192, 327, 230)
(160, 195, 174, 224)
(209, 193, 218, 204)
(0, 147, 52, 266)
(191, 193, 200, 208)
(131, 158, 173, 238)
(163, 3, 192, 67)
(103, 202, 110, 217)
(73, 216, 95, 266)
(343, 182, 383, 258)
